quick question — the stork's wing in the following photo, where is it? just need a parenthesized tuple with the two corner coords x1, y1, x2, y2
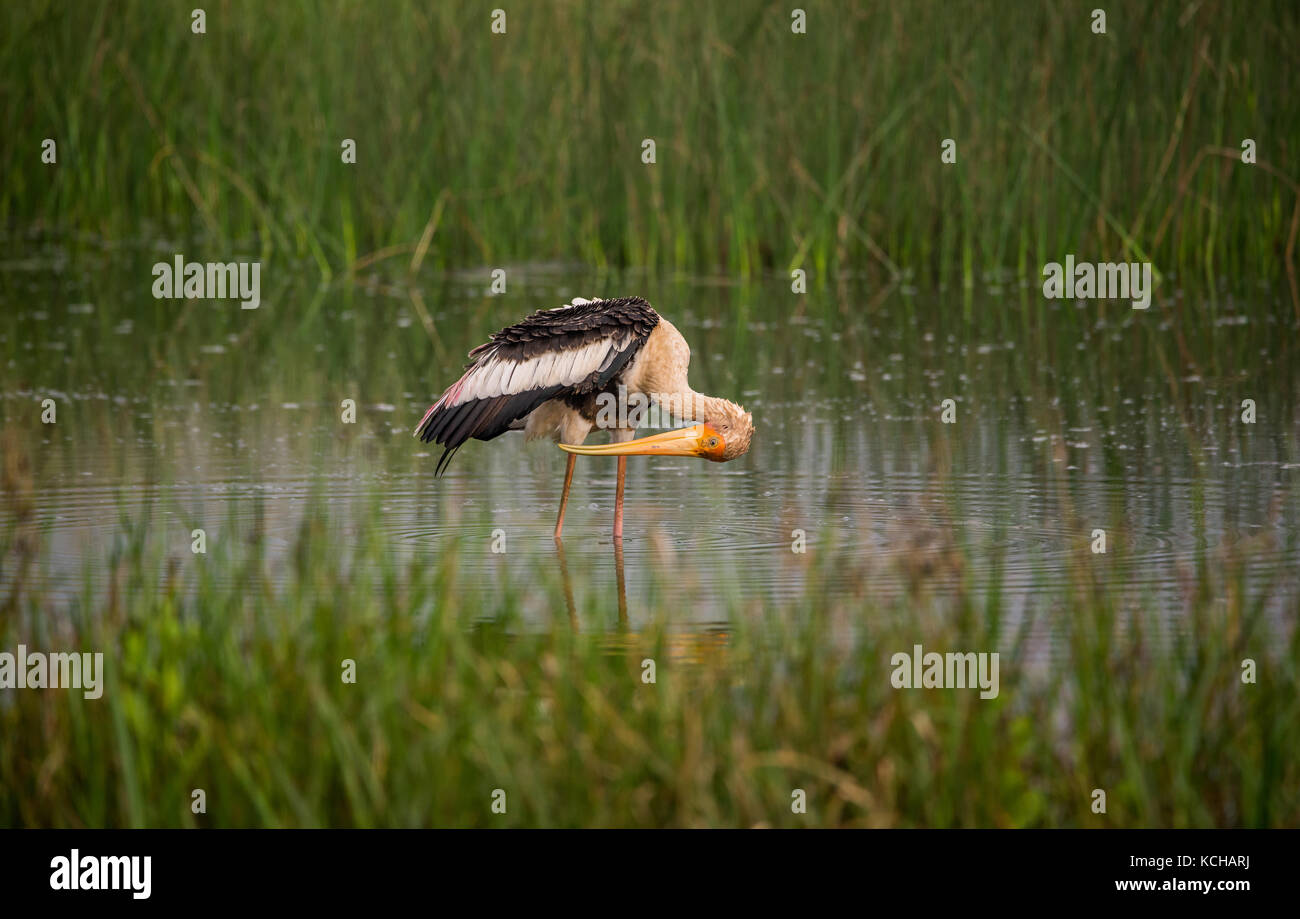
(414, 296, 659, 474)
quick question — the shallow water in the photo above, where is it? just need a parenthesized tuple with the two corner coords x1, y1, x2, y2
(3, 240, 1298, 652)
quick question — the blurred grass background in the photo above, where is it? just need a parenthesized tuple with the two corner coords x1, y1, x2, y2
(2, 0, 1297, 290)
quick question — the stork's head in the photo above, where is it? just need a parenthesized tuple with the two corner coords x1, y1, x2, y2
(700, 398, 754, 461)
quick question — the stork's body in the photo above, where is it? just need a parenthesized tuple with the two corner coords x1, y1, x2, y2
(414, 297, 753, 540)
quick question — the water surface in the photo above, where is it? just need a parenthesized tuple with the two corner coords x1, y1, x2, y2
(3, 239, 1297, 656)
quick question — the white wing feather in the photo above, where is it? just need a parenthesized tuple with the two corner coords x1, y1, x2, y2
(439, 299, 633, 408)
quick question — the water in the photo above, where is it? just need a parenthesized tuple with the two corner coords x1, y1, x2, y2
(3, 240, 1298, 652)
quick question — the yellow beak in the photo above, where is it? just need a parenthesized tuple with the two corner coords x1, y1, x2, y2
(559, 424, 713, 458)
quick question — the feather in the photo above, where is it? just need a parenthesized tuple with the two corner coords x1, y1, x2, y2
(414, 297, 660, 474)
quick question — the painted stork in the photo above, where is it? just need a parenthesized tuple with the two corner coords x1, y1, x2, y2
(413, 296, 754, 540)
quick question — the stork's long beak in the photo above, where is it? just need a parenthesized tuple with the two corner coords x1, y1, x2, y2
(559, 424, 712, 458)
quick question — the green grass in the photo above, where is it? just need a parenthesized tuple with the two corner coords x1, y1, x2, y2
(2, 0, 1297, 288)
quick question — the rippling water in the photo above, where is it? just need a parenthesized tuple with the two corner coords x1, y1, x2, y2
(3, 245, 1298, 653)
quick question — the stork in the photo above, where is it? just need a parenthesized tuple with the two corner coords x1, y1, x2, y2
(414, 296, 754, 540)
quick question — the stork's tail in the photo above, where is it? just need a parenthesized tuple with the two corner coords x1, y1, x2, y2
(413, 384, 463, 475)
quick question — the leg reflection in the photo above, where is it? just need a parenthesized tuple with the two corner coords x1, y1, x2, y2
(614, 538, 628, 627)
(553, 538, 578, 628)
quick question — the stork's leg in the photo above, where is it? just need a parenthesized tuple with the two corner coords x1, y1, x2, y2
(553, 414, 593, 540)
(554, 453, 576, 541)
(610, 427, 634, 542)
(614, 455, 627, 541)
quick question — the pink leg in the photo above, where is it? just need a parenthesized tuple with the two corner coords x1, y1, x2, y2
(554, 453, 576, 541)
(613, 455, 627, 541)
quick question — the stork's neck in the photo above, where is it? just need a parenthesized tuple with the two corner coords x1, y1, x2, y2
(660, 388, 725, 426)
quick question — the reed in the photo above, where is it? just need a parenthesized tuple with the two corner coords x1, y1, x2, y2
(2, 0, 1296, 285)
